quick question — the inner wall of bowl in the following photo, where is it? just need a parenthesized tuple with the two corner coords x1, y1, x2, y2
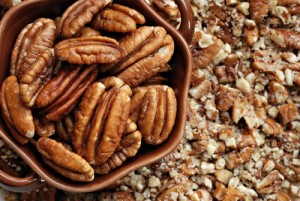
(0, 0, 190, 192)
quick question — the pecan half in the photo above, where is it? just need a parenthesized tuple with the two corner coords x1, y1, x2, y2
(19, 50, 54, 107)
(75, 27, 101, 38)
(10, 18, 56, 80)
(35, 65, 98, 121)
(55, 36, 125, 65)
(36, 137, 94, 182)
(92, 4, 145, 33)
(0, 76, 34, 142)
(73, 77, 132, 165)
(57, 0, 111, 38)
(94, 119, 142, 174)
(138, 85, 177, 145)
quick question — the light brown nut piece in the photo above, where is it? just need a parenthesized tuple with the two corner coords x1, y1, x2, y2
(269, 29, 300, 49)
(215, 85, 240, 112)
(92, 4, 145, 33)
(36, 137, 94, 182)
(129, 87, 149, 123)
(262, 118, 284, 136)
(150, 0, 180, 21)
(75, 27, 101, 37)
(0, 76, 34, 138)
(98, 192, 135, 201)
(57, 0, 111, 38)
(214, 183, 244, 201)
(225, 147, 254, 169)
(249, 0, 270, 23)
(118, 34, 174, 87)
(94, 120, 142, 174)
(10, 18, 56, 80)
(19, 50, 54, 107)
(256, 170, 283, 193)
(56, 114, 75, 143)
(287, 6, 300, 15)
(35, 65, 98, 121)
(275, 191, 292, 201)
(244, 26, 259, 47)
(268, 81, 289, 105)
(33, 114, 55, 137)
(156, 184, 186, 201)
(138, 86, 177, 145)
(214, 66, 237, 84)
(0, 0, 22, 9)
(277, 0, 300, 6)
(192, 38, 223, 69)
(278, 103, 299, 125)
(294, 72, 300, 86)
(55, 36, 125, 65)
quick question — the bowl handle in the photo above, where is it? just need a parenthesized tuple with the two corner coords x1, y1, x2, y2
(175, 0, 195, 44)
(0, 169, 44, 192)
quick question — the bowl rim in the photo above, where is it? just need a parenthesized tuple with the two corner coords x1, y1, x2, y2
(0, 0, 193, 192)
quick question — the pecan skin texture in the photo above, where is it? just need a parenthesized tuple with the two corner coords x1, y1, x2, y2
(92, 3, 145, 33)
(10, 18, 56, 80)
(137, 85, 177, 145)
(36, 137, 94, 182)
(33, 114, 55, 137)
(35, 65, 98, 121)
(57, 0, 112, 38)
(55, 36, 125, 65)
(0, 76, 34, 141)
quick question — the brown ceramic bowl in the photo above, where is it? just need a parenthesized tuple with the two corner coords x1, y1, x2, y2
(0, 0, 193, 193)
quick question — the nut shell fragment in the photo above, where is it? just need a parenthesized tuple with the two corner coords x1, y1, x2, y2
(36, 137, 94, 182)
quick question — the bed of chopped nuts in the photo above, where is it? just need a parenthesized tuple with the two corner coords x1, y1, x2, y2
(2, 0, 300, 200)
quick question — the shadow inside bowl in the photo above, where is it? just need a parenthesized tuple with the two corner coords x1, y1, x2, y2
(0, 0, 192, 192)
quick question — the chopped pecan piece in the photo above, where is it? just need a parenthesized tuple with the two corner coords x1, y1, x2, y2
(138, 85, 177, 145)
(225, 147, 254, 169)
(214, 66, 237, 84)
(269, 29, 300, 49)
(214, 183, 244, 201)
(36, 137, 94, 182)
(277, 0, 300, 6)
(249, 0, 270, 23)
(92, 4, 145, 33)
(215, 85, 240, 111)
(94, 119, 142, 174)
(0, 76, 34, 143)
(278, 103, 299, 125)
(262, 118, 284, 136)
(256, 170, 283, 193)
(10, 18, 56, 80)
(268, 81, 289, 105)
(55, 36, 125, 65)
(98, 192, 135, 201)
(244, 26, 259, 47)
(57, 0, 111, 38)
(35, 65, 98, 121)
(73, 77, 132, 165)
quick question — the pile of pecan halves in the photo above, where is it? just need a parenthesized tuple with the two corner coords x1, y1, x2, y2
(0, 0, 177, 182)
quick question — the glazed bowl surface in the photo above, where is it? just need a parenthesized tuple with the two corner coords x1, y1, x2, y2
(0, 0, 193, 192)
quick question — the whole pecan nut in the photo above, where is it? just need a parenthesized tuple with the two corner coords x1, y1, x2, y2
(92, 3, 145, 33)
(94, 119, 142, 174)
(136, 85, 177, 145)
(73, 77, 132, 166)
(36, 137, 94, 182)
(57, 0, 112, 38)
(0, 76, 34, 143)
(35, 64, 98, 121)
(55, 36, 125, 65)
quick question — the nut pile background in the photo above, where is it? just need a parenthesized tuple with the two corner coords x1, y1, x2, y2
(1, 0, 300, 200)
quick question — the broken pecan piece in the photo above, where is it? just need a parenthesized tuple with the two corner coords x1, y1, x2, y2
(216, 85, 240, 112)
(249, 0, 270, 23)
(269, 29, 300, 49)
(138, 85, 177, 145)
(35, 65, 98, 121)
(36, 137, 94, 182)
(57, 0, 111, 38)
(73, 77, 132, 165)
(55, 36, 125, 65)
(92, 3, 145, 33)
(94, 119, 142, 174)
(0, 76, 34, 142)
(10, 18, 56, 80)
(278, 103, 299, 125)
(33, 114, 55, 137)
